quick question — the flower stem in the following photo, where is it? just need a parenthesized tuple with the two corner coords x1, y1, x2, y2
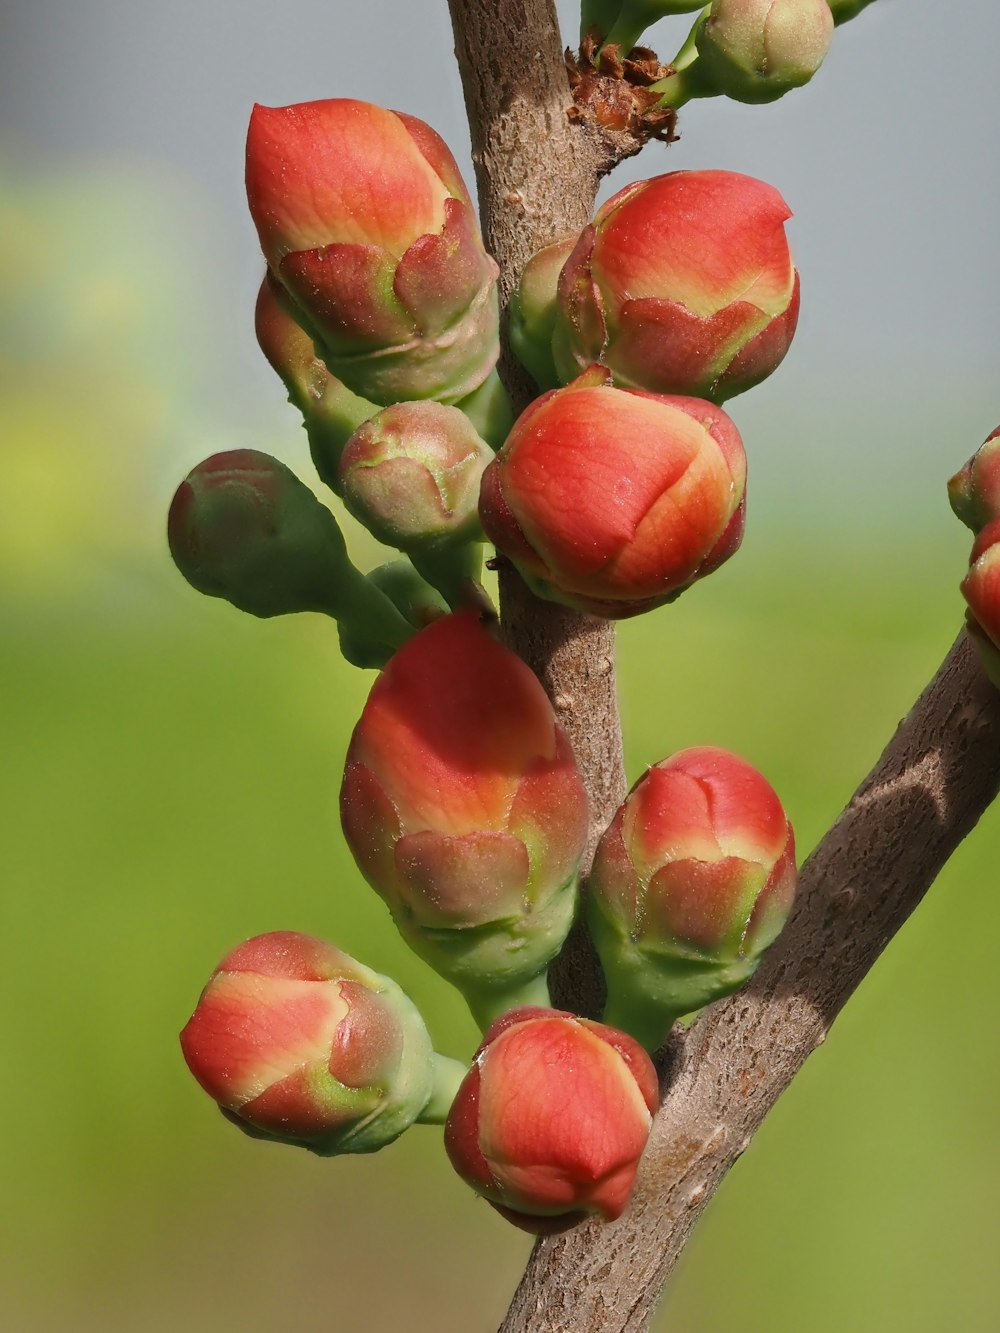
(463, 971, 553, 1033)
(417, 1054, 468, 1124)
(455, 369, 515, 450)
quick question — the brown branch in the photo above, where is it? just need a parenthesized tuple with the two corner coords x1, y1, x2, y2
(447, 0, 628, 897)
(448, 3, 1000, 1329)
(500, 631, 1000, 1330)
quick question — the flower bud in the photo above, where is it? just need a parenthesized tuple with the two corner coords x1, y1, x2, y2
(508, 236, 577, 391)
(961, 518, 1000, 689)
(552, 170, 799, 402)
(254, 274, 375, 492)
(588, 746, 797, 1049)
(246, 99, 500, 406)
(948, 427, 1000, 534)
(695, 0, 834, 105)
(340, 612, 588, 1026)
(339, 401, 492, 553)
(167, 450, 412, 657)
(479, 366, 746, 618)
(179, 931, 440, 1154)
(444, 1008, 659, 1233)
(338, 561, 448, 670)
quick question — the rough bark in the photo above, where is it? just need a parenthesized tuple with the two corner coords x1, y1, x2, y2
(448, 0, 627, 907)
(445, 3, 1000, 1330)
(500, 632, 1000, 1331)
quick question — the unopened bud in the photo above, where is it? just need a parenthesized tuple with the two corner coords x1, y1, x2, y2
(552, 170, 799, 402)
(246, 99, 499, 406)
(445, 1007, 658, 1232)
(179, 931, 456, 1154)
(696, 0, 834, 105)
(167, 450, 412, 658)
(479, 366, 746, 618)
(589, 746, 797, 1049)
(340, 612, 588, 1027)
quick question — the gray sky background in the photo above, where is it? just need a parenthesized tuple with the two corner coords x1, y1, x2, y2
(2, 0, 997, 532)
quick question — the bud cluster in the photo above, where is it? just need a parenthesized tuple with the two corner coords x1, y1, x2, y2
(172, 90, 803, 1237)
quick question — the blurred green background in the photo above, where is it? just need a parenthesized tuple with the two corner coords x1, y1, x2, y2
(3, 2, 1000, 1330)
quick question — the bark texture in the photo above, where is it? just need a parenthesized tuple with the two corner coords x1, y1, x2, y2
(500, 633, 1000, 1331)
(445, 3, 1000, 1330)
(448, 0, 628, 891)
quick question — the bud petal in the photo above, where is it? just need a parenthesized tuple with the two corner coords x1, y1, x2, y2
(696, 0, 834, 106)
(340, 612, 588, 1022)
(551, 171, 798, 402)
(444, 1008, 658, 1232)
(246, 99, 500, 406)
(589, 746, 797, 1049)
(479, 371, 747, 618)
(948, 427, 1000, 534)
(179, 931, 437, 1154)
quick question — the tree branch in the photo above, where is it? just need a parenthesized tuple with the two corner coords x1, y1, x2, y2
(447, 0, 627, 899)
(447, 3, 1000, 1329)
(501, 632, 1000, 1331)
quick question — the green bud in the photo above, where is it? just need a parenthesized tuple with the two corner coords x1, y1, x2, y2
(696, 0, 834, 105)
(167, 449, 412, 657)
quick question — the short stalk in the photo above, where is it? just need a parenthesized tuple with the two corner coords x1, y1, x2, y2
(455, 369, 515, 450)
(649, 7, 713, 107)
(409, 542, 494, 614)
(417, 1054, 469, 1124)
(601, 993, 677, 1052)
(463, 971, 553, 1033)
(322, 562, 417, 659)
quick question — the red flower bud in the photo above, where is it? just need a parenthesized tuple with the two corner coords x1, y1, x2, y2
(948, 426, 1000, 534)
(246, 99, 499, 406)
(961, 518, 1000, 689)
(340, 612, 588, 1023)
(552, 170, 799, 402)
(179, 932, 438, 1154)
(478, 367, 746, 618)
(696, 0, 834, 105)
(445, 1008, 658, 1232)
(339, 401, 492, 553)
(589, 746, 796, 1048)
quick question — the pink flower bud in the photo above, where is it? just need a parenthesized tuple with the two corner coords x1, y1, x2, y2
(246, 99, 499, 406)
(948, 427, 1000, 534)
(478, 366, 747, 618)
(179, 931, 437, 1154)
(961, 518, 1000, 689)
(552, 171, 799, 402)
(339, 401, 492, 553)
(589, 746, 796, 1048)
(340, 612, 588, 1021)
(696, 0, 834, 105)
(444, 1008, 659, 1233)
